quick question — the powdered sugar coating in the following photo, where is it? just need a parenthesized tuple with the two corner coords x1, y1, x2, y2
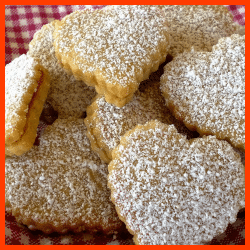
(160, 34, 245, 150)
(108, 120, 245, 245)
(5, 119, 123, 234)
(96, 83, 171, 150)
(53, 5, 170, 105)
(85, 81, 197, 163)
(160, 5, 239, 57)
(85, 82, 172, 162)
(5, 54, 42, 144)
(28, 21, 96, 118)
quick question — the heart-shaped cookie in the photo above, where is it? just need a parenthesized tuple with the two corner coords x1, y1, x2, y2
(108, 120, 245, 245)
(159, 5, 242, 57)
(5, 119, 124, 234)
(85, 81, 198, 163)
(160, 34, 245, 151)
(53, 5, 170, 107)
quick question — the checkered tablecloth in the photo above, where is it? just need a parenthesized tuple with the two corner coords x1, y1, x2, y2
(5, 5, 245, 245)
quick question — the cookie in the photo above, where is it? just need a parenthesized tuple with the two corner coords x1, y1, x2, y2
(39, 101, 58, 125)
(85, 81, 198, 163)
(28, 20, 96, 118)
(5, 54, 50, 156)
(108, 120, 245, 245)
(53, 5, 170, 107)
(159, 5, 241, 57)
(160, 34, 245, 151)
(5, 118, 124, 234)
(84, 81, 171, 163)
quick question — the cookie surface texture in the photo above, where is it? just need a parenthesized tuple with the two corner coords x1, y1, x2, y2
(5, 54, 50, 156)
(108, 120, 245, 245)
(85, 81, 196, 163)
(5, 119, 124, 234)
(53, 5, 170, 107)
(160, 5, 240, 57)
(160, 34, 245, 150)
(28, 20, 96, 118)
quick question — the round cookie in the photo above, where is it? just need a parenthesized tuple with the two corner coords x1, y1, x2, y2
(108, 120, 245, 245)
(5, 118, 124, 234)
(28, 20, 96, 118)
(53, 5, 170, 107)
(85, 81, 198, 163)
(159, 5, 242, 57)
(160, 34, 245, 151)
(5, 54, 50, 156)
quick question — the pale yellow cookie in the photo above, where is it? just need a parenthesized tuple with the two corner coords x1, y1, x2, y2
(5, 54, 50, 156)
(159, 5, 241, 57)
(108, 120, 245, 245)
(160, 34, 245, 151)
(53, 5, 170, 107)
(85, 81, 198, 163)
(28, 20, 96, 118)
(5, 118, 124, 234)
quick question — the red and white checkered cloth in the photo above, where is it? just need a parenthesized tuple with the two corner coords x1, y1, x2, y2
(5, 5, 245, 245)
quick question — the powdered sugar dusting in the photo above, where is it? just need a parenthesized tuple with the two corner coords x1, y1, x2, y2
(160, 5, 239, 57)
(28, 21, 96, 118)
(108, 120, 245, 245)
(160, 34, 245, 150)
(5, 54, 40, 141)
(95, 82, 172, 151)
(5, 119, 123, 234)
(54, 5, 169, 87)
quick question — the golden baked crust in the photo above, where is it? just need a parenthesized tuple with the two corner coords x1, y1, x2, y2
(5, 54, 50, 156)
(53, 5, 170, 107)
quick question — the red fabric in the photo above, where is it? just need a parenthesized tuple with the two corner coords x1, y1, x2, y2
(5, 5, 106, 65)
(5, 5, 245, 245)
(227, 5, 245, 26)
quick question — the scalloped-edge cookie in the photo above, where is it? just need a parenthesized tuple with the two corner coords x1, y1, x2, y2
(5, 54, 50, 156)
(84, 81, 198, 163)
(159, 5, 242, 57)
(28, 20, 96, 118)
(53, 5, 170, 107)
(5, 118, 124, 234)
(160, 34, 245, 151)
(108, 120, 245, 245)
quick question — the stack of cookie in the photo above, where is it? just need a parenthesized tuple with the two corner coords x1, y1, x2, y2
(5, 5, 245, 245)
